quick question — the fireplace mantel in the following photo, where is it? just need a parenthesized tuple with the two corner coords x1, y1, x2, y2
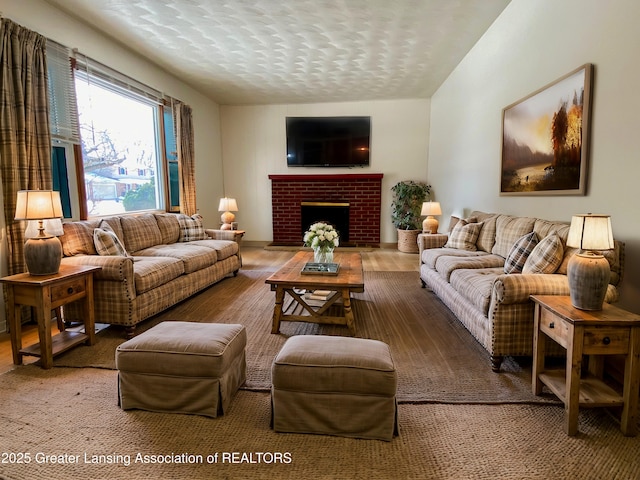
(269, 173, 383, 247)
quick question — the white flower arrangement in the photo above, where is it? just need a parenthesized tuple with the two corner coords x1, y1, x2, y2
(303, 222, 340, 251)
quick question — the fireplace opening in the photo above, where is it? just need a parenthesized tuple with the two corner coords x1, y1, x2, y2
(301, 201, 350, 244)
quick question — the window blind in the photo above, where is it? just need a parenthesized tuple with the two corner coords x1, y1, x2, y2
(46, 39, 80, 143)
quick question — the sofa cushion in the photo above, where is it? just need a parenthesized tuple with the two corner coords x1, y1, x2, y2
(447, 215, 478, 232)
(444, 220, 483, 251)
(450, 267, 503, 315)
(134, 244, 218, 274)
(184, 239, 239, 261)
(61, 220, 100, 256)
(504, 232, 538, 274)
(421, 248, 489, 270)
(94, 223, 129, 257)
(132, 256, 185, 294)
(121, 214, 163, 253)
(523, 232, 564, 274)
(178, 214, 208, 242)
(492, 215, 536, 258)
(435, 253, 505, 282)
(154, 213, 180, 244)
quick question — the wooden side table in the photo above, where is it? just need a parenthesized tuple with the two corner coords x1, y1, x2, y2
(0, 265, 101, 369)
(531, 295, 640, 436)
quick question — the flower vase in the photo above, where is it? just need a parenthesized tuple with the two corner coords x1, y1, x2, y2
(314, 246, 334, 264)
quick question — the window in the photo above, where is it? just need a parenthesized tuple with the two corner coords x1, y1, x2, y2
(46, 44, 181, 219)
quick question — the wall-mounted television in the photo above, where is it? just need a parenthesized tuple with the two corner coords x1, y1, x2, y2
(286, 116, 370, 167)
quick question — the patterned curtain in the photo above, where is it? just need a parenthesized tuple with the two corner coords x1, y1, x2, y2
(0, 19, 53, 275)
(174, 102, 197, 216)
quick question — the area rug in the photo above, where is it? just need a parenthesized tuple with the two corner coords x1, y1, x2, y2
(52, 270, 559, 404)
(1, 367, 638, 480)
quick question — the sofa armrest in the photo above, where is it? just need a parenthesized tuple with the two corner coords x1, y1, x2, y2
(61, 255, 134, 282)
(205, 229, 241, 241)
(417, 233, 448, 261)
(493, 273, 619, 305)
(493, 274, 570, 305)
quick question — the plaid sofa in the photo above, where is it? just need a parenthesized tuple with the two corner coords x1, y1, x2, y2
(418, 211, 625, 372)
(59, 213, 241, 337)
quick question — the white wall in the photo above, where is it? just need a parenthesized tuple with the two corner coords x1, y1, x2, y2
(428, 0, 640, 312)
(220, 99, 430, 244)
(0, 0, 224, 331)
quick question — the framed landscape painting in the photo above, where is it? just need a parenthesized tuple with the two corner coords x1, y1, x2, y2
(500, 64, 593, 196)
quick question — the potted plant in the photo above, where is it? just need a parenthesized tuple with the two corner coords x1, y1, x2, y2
(391, 180, 431, 253)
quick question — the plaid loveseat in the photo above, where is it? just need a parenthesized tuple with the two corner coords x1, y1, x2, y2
(59, 213, 241, 337)
(418, 211, 624, 372)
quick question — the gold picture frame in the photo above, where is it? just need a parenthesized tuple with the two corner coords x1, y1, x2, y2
(500, 64, 593, 196)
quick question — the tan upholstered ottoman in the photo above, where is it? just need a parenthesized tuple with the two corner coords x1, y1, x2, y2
(271, 335, 398, 441)
(115, 321, 246, 418)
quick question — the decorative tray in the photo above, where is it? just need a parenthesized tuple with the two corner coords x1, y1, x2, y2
(301, 262, 340, 275)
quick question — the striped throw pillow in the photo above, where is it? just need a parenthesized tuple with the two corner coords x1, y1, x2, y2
(94, 225, 129, 257)
(177, 214, 208, 242)
(523, 232, 564, 274)
(504, 232, 538, 274)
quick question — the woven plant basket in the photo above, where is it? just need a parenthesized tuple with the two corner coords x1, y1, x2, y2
(397, 229, 420, 253)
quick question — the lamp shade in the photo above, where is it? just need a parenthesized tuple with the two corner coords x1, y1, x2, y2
(218, 197, 238, 212)
(420, 201, 442, 216)
(566, 214, 614, 251)
(15, 190, 63, 220)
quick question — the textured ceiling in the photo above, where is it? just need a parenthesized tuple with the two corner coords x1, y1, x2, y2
(45, 0, 511, 105)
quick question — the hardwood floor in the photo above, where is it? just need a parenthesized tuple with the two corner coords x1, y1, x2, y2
(0, 246, 419, 374)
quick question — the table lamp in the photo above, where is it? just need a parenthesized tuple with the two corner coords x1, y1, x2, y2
(14, 190, 64, 275)
(218, 197, 238, 230)
(421, 201, 442, 234)
(566, 214, 614, 310)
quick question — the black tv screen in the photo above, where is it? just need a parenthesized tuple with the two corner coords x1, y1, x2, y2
(286, 116, 370, 167)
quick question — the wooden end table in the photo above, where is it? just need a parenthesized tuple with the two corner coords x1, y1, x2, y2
(265, 251, 364, 335)
(531, 295, 640, 436)
(1, 265, 101, 369)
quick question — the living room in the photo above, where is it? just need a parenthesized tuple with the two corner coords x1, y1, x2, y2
(1, 0, 640, 478)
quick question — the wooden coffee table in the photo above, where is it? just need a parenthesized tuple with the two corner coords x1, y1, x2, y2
(265, 251, 364, 335)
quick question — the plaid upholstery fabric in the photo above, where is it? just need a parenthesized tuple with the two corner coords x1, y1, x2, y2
(450, 267, 503, 314)
(435, 254, 505, 282)
(132, 256, 185, 294)
(206, 229, 237, 241)
(61, 220, 100, 256)
(503, 232, 538, 274)
(94, 225, 129, 257)
(522, 232, 563, 274)
(421, 248, 488, 269)
(121, 214, 163, 253)
(134, 244, 218, 274)
(59, 213, 241, 329)
(419, 211, 625, 369)
(491, 215, 536, 258)
(185, 239, 239, 261)
(177, 214, 208, 242)
(154, 213, 181, 244)
(470, 212, 498, 253)
(444, 220, 483, 250)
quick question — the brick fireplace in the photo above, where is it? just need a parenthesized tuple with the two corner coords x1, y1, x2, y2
(269, 173, 383, 247)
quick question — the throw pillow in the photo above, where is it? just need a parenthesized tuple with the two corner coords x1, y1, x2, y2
(523, 232, 564, 274)
(444, 220, 483, 251)
(177, 214, 208, 242)
(504, 232, 538, 274)
(93, 223, 129, 257)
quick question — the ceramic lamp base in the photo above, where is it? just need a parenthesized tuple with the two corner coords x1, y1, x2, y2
(24, 235, 62, 275)
(567, 251, 610, 310)
(422, 216, 439, 234)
